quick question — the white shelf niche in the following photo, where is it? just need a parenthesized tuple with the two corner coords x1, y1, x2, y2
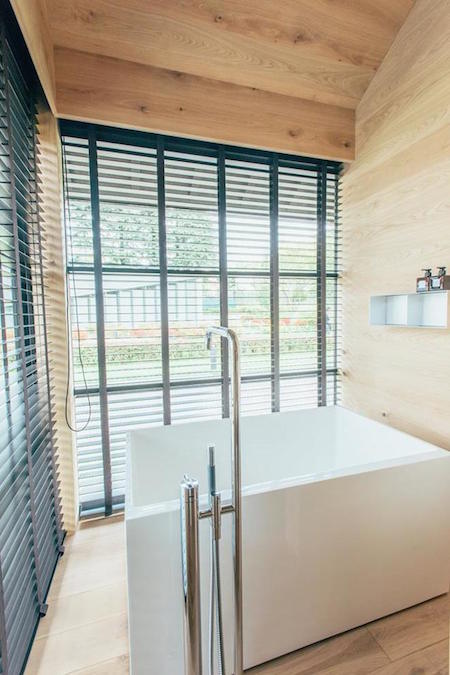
(370, 291, 449, 328)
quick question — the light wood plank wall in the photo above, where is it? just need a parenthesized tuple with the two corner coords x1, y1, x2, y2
(341, 0, 450, 450)
(37, 103, 78, 532)
(54, 47, 354, 162)
(10, 0, 56, 112)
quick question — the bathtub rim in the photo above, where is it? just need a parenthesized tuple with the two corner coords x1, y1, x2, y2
(125, 444, 448, 521)
(125, 404, 449, 519)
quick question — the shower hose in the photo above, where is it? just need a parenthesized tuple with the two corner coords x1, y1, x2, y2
(209, 532, 225, 675)
(208, 443, 226, 675)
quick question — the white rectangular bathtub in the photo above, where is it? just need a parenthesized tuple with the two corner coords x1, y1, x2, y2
(125, 406, 450, 674)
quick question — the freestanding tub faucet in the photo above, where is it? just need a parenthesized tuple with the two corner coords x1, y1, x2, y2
(180, 326, 243, 675)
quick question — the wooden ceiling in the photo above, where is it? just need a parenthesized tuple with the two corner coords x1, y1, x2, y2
(12, 0, 415, 161)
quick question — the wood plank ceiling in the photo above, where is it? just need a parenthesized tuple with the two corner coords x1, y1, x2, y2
(13, 0, 415, 161)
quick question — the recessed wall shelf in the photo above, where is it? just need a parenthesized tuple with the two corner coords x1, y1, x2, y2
(370, 291, 449, 328)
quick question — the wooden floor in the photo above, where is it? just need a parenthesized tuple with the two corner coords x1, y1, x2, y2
(25, 518, 449, 675)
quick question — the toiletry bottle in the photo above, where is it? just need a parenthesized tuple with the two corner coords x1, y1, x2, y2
(431, 268, 442, 290)
(438, 266, 447, 290)
(416, 268, 432, 293)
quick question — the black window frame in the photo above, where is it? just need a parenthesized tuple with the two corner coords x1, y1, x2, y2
(61, 120, 341, 517)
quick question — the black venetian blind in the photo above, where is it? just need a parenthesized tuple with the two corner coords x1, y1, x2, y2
(0, 5, 63, 674)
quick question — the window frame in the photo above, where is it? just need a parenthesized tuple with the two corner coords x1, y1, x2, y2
(61, 121, 341, 517)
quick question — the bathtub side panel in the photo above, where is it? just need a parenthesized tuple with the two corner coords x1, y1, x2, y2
(243, 455, 450, 668)
(126, 456, 450, 672)
(126, 509, 183, 674)
(126, 508, 234, 675)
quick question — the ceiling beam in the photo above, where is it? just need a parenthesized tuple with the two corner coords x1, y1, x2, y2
(55, 47, 355, 162)
(46, 0, 414, 110)
(10, 0, 56, 113)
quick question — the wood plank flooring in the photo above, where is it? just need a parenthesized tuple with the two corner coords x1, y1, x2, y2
(25, 518, 449, 675)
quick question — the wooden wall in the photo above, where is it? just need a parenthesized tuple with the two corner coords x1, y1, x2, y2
(10, 0, 56, 112)
(37, 102, 78, 532)
(341, 0, 450, 450)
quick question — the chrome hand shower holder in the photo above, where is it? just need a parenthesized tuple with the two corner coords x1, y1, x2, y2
(180, 327, 243, 675)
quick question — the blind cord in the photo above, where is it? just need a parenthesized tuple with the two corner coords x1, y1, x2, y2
(62, 143, 92, 433)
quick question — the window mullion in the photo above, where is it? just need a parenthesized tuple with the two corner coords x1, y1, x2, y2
(334, 173, 339, 405)
(270, 154, 280, 412)
(88, 126, 113, 515)
(157, 136, 171, 424)
(218, 147, 230, 418)
(317, 161, 328, 406)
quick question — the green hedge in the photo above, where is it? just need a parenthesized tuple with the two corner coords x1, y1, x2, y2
(74, 337, 319, 366)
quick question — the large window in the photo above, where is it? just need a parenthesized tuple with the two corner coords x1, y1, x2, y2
(61, 123, 340, 516)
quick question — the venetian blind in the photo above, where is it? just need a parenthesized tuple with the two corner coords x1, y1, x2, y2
(0, 11, 63, 675)
(61, 123, 341, 517)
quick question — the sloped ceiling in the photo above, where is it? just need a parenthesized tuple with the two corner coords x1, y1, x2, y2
(12, 0, 415, 160)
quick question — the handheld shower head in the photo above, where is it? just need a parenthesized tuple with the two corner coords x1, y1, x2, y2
(206, 330, 213, 351)
(208, 444, 215, 467)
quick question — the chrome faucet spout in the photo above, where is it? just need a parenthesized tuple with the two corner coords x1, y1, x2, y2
(181, 325, 243, 675)
(205, 325, 243, 675)
(205, 325, 238, 339)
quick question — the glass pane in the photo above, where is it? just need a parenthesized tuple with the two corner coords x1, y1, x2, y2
(68, 272, 99, 389)
(103, 273, 162, 386)
(63, 137, 93, 265)
(165, 151, 219, 271)
(228, 276, 271, 378)
(171, 383, 222, 423)
(280, 375, 318, 411)
(109, 389, 164, 499)
(326, 277, 340, 372)
(226, 159, 270, 272)
(97, 142, 159, 267)
(168, 275, 221, 382)
(74, 394, 103, 507)
(326, 173, 340, 274)
(241, 379, 271, 416)
(327, 372, 340, 406)
(279, 278, 318, 374)
(279, 166, 318, 272)
(76, 389, 164, 512)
